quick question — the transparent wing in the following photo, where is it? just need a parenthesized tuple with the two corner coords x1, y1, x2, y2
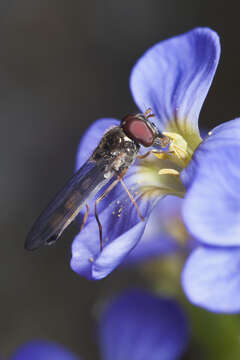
(25, 159, 114, 250)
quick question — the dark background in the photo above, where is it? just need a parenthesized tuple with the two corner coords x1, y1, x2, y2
(2, 0, 240, 358)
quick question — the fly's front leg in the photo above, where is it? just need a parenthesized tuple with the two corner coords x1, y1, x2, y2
(137, 150, 152, 160)
(95, 178, 120, 252)
(137, 149, 165, 160)
(144, 108, 154, 119)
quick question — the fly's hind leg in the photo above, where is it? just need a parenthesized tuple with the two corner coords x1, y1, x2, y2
(80, 204, 90, 232)
(137, 149, 166, 160)
(95, 178, 120, 252)
(118, 177, 145, 221)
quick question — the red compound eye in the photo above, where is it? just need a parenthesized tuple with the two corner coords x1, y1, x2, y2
(122, 114, 154, 147)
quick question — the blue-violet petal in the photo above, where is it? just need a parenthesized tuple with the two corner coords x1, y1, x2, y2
(99, 289, 189, 360)
(130, 27, 220, 150)
(182, 246, 240, 313)
(182, 118, 240, 246)
(10, 340, 80, 360)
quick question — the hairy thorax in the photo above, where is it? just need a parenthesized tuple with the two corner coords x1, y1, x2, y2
(91, 127, 140, 176)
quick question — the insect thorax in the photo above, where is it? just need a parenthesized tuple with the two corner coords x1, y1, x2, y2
(91, 126, 140, 175)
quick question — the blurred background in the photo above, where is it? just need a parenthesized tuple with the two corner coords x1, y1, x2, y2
(2, 0, 240, 358)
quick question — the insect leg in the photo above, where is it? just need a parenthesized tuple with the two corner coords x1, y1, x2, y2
(137, 150, 153, 159)
(95, 178, 120, 252)
(137, 149, 167, 160)
(144, 108, 154, 119)
(118, 176, 145, 221)
(80, 204, 90, 232)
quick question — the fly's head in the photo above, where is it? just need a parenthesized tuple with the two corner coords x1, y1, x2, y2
(121, 109, 170, 149)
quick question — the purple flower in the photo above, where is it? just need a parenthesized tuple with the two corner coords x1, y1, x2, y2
(98, 289, 189, 360)
(181, 120, 240, 313)
(10, 290, 189, 360)
(10, 341, 80, 360)
(71, 27, 240, 312)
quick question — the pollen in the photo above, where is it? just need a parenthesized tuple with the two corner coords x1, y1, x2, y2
(152, 150, 169, 160)
(158, 168, 180, 176)
(89, 256, 94, 263)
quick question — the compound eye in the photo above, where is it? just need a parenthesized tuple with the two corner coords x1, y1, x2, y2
(122, 114, 154, 147)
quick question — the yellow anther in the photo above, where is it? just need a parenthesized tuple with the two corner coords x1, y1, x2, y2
(162, 131, 188, 160)
(152, 150, 170, 160)
(158, 168, 180, 176)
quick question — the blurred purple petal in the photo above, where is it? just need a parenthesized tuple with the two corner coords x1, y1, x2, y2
(99, 289, 189, 360)
(11, 340, 80, 360)
(125, 196, 184, 265)
(182, 118, 240, 246)
(182, 246, 240, 313)
(124, 233, 178, 266)
(130, 27, 220, 147)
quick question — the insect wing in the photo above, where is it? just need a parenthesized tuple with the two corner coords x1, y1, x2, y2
(25, 159, 113, 250)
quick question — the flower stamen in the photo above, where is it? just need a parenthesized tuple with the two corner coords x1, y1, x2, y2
(158, 168, 180, 176)
(162, 131, 189, 160)
(151, 150, 170, 160)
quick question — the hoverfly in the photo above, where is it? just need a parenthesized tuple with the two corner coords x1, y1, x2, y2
(25, 109, 170, 251)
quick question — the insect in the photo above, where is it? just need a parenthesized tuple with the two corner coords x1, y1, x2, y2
(25, 109, 170, 251)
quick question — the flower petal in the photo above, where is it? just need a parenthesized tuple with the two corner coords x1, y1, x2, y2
(130, 27, 220, 151)
(99, 289, 189, 360)
(71, 166, 160, 279)
(182, 118, 240, 246)
(124, 196, 183, 265)
(182, 246, 240, 313)
(11, 340, 80, 360)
